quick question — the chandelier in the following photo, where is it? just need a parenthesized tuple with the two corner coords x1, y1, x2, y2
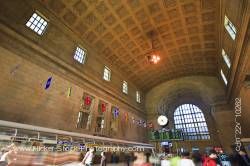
(146, 31, 160, 64)
(147, 51, 160, 64)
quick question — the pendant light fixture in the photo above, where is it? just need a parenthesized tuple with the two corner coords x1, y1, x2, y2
(147, 30, 160, 64)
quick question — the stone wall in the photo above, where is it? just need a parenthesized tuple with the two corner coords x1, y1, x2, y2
(0, 46, 147, 142)
(145, 77, 234, 152)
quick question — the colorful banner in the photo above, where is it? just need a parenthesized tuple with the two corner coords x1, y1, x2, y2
(132, 117, 135, 124)
(131, 117, 147, 128)
(45, 76, 52, 90)
(147, 122, 154, 129)
(82, 93, 94, 110)
(139, 120, 142, 126)
(110, 106, 119, 134)
(111, 106, 119, 119)
(124, 112, 129, 122)
(67, 87, 72, 97)
(98, 100, 107, 114)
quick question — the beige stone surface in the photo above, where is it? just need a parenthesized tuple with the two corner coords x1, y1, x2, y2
(0, 0, 249, 153)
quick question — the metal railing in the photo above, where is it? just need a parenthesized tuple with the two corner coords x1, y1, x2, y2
(0, 120, 154, 149)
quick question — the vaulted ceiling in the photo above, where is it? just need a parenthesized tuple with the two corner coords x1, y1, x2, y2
(40, 0, 220, 91)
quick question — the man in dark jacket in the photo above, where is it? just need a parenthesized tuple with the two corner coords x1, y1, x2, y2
(237, 149, 250, 166)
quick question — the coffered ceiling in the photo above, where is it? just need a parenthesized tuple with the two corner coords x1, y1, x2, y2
(40, 0, 219, 91)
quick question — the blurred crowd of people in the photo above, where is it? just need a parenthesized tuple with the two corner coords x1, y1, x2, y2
(144, 147, 250, 166)
(80, 146, 250, 166)
(1, 143, 250, 166)
(0, 143, 17, 166)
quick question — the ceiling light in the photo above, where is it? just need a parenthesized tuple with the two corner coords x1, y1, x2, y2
(147, 52, 160, 64)
(146, 30, 161, 64)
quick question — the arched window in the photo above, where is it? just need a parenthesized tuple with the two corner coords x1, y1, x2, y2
(174, 104, 210, 140)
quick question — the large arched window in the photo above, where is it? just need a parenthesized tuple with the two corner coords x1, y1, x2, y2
(174, 104, 210, 140)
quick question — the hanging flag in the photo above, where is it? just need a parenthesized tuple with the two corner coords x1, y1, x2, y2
(132, 117, 135, 124)
(45, 77, 52, 90)
(10, 64, 20, 75)
(135, 119, 140, 126)
(98, 101, 107, 114)
(139, 120, 143, 126)
(124, 112, 129, 122)
(111, 106, 119, 133)
(67, 87, 72, 97)
(112, 107, 119, 118)
(84, 96, 91, 105)
(147, 122, 153, 129)
(82, 93, 94, 110)
(101, 103, 106, 112)
(114, 108, 119, 118)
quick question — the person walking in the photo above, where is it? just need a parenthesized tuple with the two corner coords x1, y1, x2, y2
(0, 143, 17, 166)
(237, 149, 250, 166)
(81, 147, 95, 166)
(133, 152, 152, 166)
(218, 150, 231, 166)
(100, 152, 106, 166)
(202, 150, 218, 166)
(192, 152, 203, 166)
(125, 152, 131, 166)
(0, 148, 8, 166)
(180, 151, 195, 166)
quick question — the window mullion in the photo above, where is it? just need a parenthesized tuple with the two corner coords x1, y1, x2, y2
(174, 104, 210, 140)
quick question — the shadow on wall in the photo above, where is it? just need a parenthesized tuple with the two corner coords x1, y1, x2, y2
(145, 76, 226, 116)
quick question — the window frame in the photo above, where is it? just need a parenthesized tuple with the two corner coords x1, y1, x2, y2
(222, 49, 231, 68)
(136, 91, 141, 103)
(224, 15, 237, 40)
(122, 81, 128, 94)
(73, 46, 87, 64)
(220, 69, 228, 85)
(174, 104, 210, 140)
(25, 11, 49, 36)
(103, 66, 111, 81)
(76, 111, 91, 129)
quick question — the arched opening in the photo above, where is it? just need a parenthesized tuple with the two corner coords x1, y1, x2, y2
(174, 104, 210, 140)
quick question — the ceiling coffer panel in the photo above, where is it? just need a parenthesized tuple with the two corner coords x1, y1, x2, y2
(41, 0, 219, 91)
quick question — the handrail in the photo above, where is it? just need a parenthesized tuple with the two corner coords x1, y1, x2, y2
(0, 120, 154, 148)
